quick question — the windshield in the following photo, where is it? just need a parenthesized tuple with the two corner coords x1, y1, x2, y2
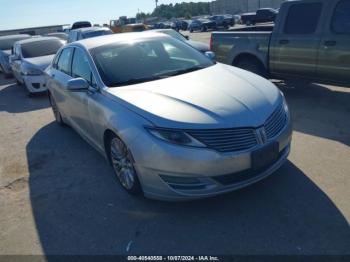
(82, 30, 112, 39)
(21, 39, 64, 58)
(0, 36, 30, 50)
(161, 30, 187, 42)
(91, 37, 214, 87)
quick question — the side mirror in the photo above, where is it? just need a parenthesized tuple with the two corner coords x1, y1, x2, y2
(205, 51, 216, 62)
(67, 78, 89, 91)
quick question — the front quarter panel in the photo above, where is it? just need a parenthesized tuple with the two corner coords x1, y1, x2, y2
(88, 89, 154, 158)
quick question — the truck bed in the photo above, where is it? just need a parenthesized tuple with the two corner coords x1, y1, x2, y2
(211, 31, 272, 67)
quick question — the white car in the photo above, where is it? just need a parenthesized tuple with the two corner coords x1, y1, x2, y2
(10, 37, 64, 95)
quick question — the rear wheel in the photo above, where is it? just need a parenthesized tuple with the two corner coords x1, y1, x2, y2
(108, 135, 141, 194)
(235, 57, 268, 78)
(48, 92, 65, 126)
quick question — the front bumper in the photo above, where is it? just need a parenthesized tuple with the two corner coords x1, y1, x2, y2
(0, 60, 12, 75)
(131, 120, 292, 201)
(23, 75, 48, 93)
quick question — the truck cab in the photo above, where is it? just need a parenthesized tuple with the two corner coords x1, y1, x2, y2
(212, 0, 350, 87)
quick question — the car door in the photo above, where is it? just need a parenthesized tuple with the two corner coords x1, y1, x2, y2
(48, 47, 74, 121)
(269, 2, 324, 79)
(317, 0, 350, 86)
(67, 47, 99, 143)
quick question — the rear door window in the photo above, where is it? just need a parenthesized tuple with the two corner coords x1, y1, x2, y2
(57, 47, 73, 75)
(284, 3, 323, 34)
(331, 0, 350, 34)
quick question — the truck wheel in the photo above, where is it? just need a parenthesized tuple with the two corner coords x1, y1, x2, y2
(235, 57, 268, 78)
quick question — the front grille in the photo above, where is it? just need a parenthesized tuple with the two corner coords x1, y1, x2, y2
(186, 103, 287, 153)
(187, 128, 258, 153)
(265, 103, 287, 139)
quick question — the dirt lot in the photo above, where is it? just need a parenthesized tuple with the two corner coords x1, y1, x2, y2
(0, 33, 349, 256)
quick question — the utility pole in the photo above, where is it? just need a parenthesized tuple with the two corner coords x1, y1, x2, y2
(155, 0, 158, 8)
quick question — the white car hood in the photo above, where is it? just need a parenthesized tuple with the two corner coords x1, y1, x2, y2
(23, 54, 55, 71)
(106, 63, 282, 129)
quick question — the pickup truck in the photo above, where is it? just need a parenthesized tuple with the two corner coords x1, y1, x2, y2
(240, 8, 278, 26)
(211, 0, 350, 87)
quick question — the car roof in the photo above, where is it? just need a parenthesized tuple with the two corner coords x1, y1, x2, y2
(71, 27, 111, 33)
(15, 36, 60, 45)
(0, 34, 31, 40)
(68, 31, 171, 50)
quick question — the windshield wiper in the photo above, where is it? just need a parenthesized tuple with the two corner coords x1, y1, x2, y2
(155, 66, 207, 78)
(115, 76, 163, 86)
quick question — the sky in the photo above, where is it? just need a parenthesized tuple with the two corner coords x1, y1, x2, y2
(0, 0, 210, 30)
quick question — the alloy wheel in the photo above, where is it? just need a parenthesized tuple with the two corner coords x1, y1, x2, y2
(110, 137, 137, 191)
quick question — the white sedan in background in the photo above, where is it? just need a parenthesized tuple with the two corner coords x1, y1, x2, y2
(10, 37, 64, 95)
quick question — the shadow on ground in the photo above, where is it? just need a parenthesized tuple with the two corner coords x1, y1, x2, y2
(0, 74, 49, 113)
(28, 122, 350, 256)
(277, 81, 350, 147)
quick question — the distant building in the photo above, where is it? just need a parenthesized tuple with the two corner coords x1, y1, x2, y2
(0, 25, 69, 36)
(210, 0, 286, 15)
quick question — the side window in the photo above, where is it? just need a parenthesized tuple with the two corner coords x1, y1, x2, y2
(331, 0, 350, 34)
(57, 48, 73, 75)
(71, 48, 96, 86)
(52, 50, 61, 69)
(284, 3, 323, 34)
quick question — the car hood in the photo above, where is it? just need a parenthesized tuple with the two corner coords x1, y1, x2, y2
(105, 63, 282, 129)
(23, 54, 55, 71)
(2, 49, 11, 57)
(187, 40, 210, 52)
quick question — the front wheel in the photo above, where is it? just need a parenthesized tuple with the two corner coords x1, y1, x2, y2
(109, 135, 141, 194)
(48, 92, 65, 126)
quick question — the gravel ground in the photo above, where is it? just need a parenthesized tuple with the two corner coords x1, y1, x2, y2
(0, 33, 349, 256)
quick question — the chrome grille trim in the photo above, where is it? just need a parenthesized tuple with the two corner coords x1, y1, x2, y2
(264, 103, 287, 139)
(187, 128, 258, 153)
(185, 103, 287, 154)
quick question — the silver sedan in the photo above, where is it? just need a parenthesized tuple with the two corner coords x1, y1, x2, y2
(45, 32, 292, 201)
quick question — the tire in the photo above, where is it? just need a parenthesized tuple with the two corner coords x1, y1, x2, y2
(235, 57, 268, 78)
(190, 28, 193, 33)
(107, 135, 142, 195)
(48, 92, 65, 126)
(4, 73, 13, 79)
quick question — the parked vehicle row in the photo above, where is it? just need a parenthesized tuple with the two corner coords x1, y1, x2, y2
(0, 14, 293, 201)
(211, 0, 350, 87)
(240, 8, 278, 26)
(0, 34, 31, 78)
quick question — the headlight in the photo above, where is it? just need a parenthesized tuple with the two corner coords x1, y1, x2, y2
(22, 67, 43, 76)
(281, 93, 290, 118)
(145, 127, 205, 147)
